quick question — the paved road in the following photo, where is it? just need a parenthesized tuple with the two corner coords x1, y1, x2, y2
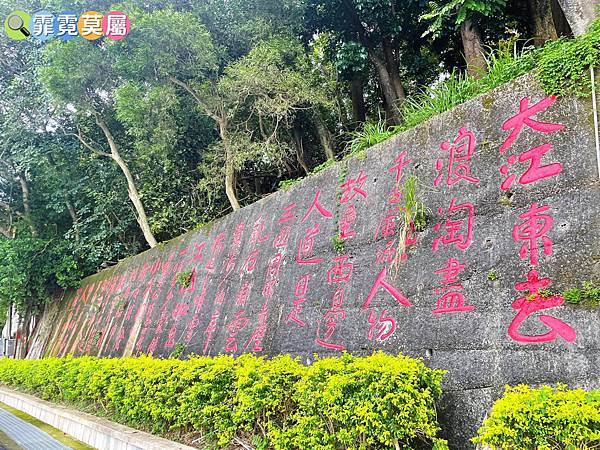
(0, 406, 71, 450)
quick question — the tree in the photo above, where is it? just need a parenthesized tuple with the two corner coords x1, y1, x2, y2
(119, 8, 253, 209)
(332, 40, 370, 125)
(222, 36, 337, 167)
(120, 9, 335, 209)
(39, 39, 158, 248)
(305, 0, 435, 125)
(115, 81, 222, 239)
(422, 0, 508, 77)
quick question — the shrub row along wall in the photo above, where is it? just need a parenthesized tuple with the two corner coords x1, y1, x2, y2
(0, 353, 448, 449)
(28, 73, 600, 448)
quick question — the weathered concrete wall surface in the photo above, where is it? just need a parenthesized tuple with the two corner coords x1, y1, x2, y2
(28, 73, 600, 448)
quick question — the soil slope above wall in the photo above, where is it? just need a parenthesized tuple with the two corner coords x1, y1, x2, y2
(28, 73, 600, 448)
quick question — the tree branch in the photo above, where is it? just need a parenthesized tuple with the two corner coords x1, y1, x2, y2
(66, 126, 111, 157)
(168, 76, 221, 123)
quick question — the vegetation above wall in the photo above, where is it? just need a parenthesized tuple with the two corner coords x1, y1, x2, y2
(282, 17, 600, 190)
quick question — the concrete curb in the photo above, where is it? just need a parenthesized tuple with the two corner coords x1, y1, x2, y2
(0, 386, 198, 450)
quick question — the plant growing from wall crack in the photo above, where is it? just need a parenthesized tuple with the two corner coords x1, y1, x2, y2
(394, 175, 427, 269)
(175, 269, 194, 289)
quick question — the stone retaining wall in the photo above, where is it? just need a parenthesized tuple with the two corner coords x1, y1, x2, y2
(28, 73, 600, 448)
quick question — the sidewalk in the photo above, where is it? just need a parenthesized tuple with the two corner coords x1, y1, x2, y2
(0, 405, 71, 450)
(0, 387, 197, 450)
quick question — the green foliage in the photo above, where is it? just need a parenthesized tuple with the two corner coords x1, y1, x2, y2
(269, 352, 448, 450)
(279, 178, 300, 191)
(347, 120, 396, 156)
(399, 35, 536, 133)
(331, 235, 345, 254)
(473, 384, 600, 449)
(562, 281, 600, 307)
(279, 158, 337, 191)
(311, 159, 336, 175)
(0, 352, 446, 449)
(347, 22, 597, 151)
(421, 0, 508, 36)
(399, 175, 427, 241)
(487, 270, 499, 282)
(0, 237, 81, 315)
(563, 287, 582, 304)
(175, 269, 193, 289)
(169, 343, 186, 359)
(538, 288, 553, 298)
(536, 20, 600, 97)
(582, 281, 600, 307)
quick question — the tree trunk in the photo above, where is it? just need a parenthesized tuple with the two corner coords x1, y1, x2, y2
(369, 52, 402, 125)
(15, 304, 32, 359)
(460, 19, 487, 78)
(527, 0, 559, 45)
(314, 114, 336, 161)
(292, 121, 310, 175)
(351, 10, 402, 124)
(96, 118, 158, 248)
(169, 77, 241, 211)
(0, 225, 12, 239)
(382, 39, 406, 104)
(350, 75, 367, 126)
(218, 118, 241, 211)
(66, 198, 79, 241)
(18, 172, 37, 237)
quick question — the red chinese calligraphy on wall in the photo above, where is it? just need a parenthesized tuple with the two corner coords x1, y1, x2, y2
(508, 270, 576, 343)
(363, 268, 412, 309)
(340, 171, 368, 203)
(224, 310, 250, 353)
(499, 96, 564, 190)
(367, 309, 396, 342)
(297, 224, 323, 265)
(432, 258, 474, 314)
(512, 202, 554, 266)
(301, 190, 333, 223)
(316, 287, 346, 350)
(287, 274, 310, 327)
(433, 198, 474, 252)
(434, 127, 480, 187)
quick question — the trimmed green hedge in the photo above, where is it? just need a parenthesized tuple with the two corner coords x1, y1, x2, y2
(473, 384, 600, 449)
(0, 352, 448, 449)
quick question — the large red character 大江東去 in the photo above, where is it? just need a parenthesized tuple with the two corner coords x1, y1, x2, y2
(508, 270, 576, 343)
(512, 202, 554, 266)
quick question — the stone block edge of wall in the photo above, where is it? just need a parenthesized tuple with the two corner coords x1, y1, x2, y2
(0, 386, 196, 450)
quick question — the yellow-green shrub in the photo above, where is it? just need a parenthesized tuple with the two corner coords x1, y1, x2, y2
(473, 384, 600, 449)
(268, 352, 448, 450)
(0, 352, 447, 449)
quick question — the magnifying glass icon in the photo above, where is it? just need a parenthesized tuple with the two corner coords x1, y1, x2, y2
(7, 14, 30, 37)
